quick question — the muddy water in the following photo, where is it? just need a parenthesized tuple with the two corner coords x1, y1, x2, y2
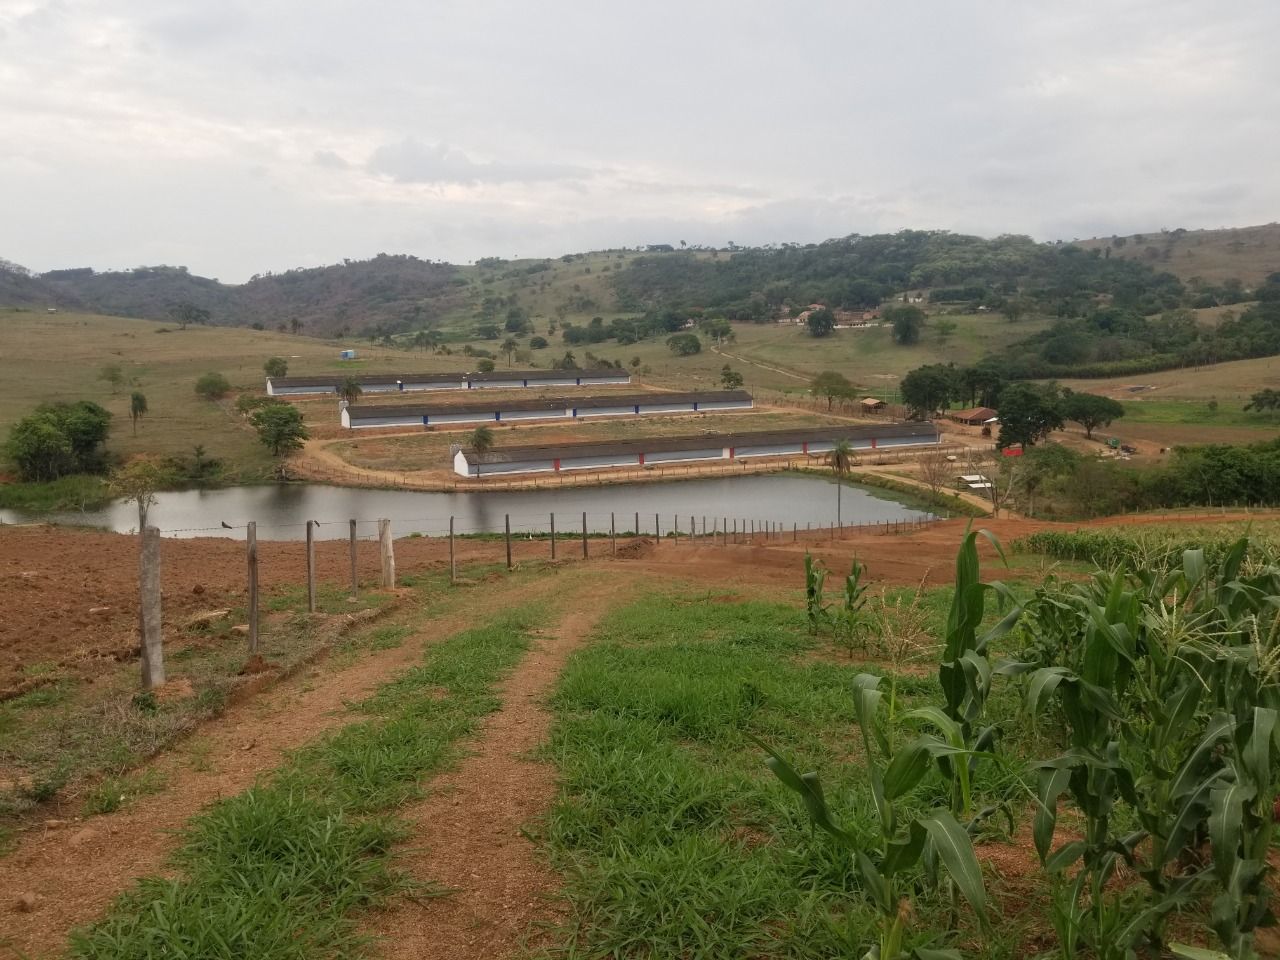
(0, 475, 934, 539)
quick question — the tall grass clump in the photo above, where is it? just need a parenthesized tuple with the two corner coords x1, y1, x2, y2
(69, 607, 544, 960)
(1014, 527, 1279, 570)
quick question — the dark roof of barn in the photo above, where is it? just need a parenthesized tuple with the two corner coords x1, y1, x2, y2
(458, 421, 938, 464)
(347, 391, 752, 421)
(268, 369, 630, 388)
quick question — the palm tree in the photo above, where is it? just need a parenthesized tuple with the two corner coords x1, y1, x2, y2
(501, 337, 519, 366)
(339, 377, 363, 405)
(129, 391, 148, 436)
(828, 439, 855, 527)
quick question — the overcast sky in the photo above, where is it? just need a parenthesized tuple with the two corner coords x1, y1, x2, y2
(3, 0, 1278, 282)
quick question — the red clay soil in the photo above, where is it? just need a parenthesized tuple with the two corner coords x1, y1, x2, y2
(0, 573, 567, 960)
(365, 577, 628, 960)
(4, 511, 1270, 687)
(0, 526, 577, 688)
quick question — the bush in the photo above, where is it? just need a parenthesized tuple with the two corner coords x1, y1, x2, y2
(665, 333, 701, 356)
(194, 372, 231, 400)
(4, 401, 112, 481)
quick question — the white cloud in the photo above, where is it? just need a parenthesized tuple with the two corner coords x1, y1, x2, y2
(0, 0, 1277, 280)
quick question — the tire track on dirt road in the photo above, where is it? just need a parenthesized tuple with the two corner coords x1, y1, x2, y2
(0, 574, 567, 960)
(364, 574, 633, 960)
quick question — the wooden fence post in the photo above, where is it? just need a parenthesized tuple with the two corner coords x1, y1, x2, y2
(505, 514, 513, 570)
(611, 512, 616, 556)
(655, 513, 660, 541)
(246, 521, 259, 654)
(550, 512, 557, 560)
(378, 518, 396, 587)
(634, 511, 639, 537)
(139, 524, 165, 689)
(582, 511, 588, 558)
(306, 520, 317, 613)
(449, 516, 456, 584)
(674, 514, 679, 543)
(348, 519, 358, 597)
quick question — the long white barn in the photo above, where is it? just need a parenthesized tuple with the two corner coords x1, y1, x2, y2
(266, 369, 630, 396)
(453, 422, 940, 477)
(341, 391, 753, 429)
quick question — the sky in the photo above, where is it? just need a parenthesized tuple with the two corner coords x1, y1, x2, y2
(2, 0, 1278, 282)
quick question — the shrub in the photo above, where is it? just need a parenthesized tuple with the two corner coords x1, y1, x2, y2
(194, 372, 231, 400)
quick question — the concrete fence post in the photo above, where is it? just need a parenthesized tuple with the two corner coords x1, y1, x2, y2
(139, 524, 165, 689)
(655, 512, 660, 541)
(550, 512, 557, 560)
(611, 512, 616, 556)
(634, 511, 640, 538)
(378, 518, 396, 587)
(348, 519, 358, 597)
(582, 512, 588, 558)
(306, 520, 317, 613)
(505, 514, 513, 570)
(246, 521, 259, 654)
(449, 516, 457, 584)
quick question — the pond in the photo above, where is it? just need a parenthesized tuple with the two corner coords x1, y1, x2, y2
(0, 474, 935, 540)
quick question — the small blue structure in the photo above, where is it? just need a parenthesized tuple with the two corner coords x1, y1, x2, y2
(339, 349, 357, 360)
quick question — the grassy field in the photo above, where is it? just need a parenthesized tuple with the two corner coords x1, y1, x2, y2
(441, 312, 1049, 397)
(0, 310, 446, 480)
(1064, 353, 1280, 403)
(1076, 223, 1280, 286)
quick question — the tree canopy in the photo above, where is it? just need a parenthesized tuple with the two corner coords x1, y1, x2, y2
(900, 364, 956, 419)
(719, 365, 744, 390)
(1061, 391, 1125, 440)
(810, 371, 853, 410)
(996, 382, 1064, 449)
(884, 305, 925, 345)
(195, 372, 231, 400)
(806, 307, 835, 338)
(263, 357, 288, 378)
(250, 404, 308, 457)
(5, 401, 112, 481)
(666, 333, 702, 356)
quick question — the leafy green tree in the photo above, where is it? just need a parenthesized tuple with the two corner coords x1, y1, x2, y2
(5, 401, 112, 480)
(806, 307, 835, 338)
(250, 404, 308, 457)
(1244, 388, 1280, 412)
(884, 305, 925, 345)
(530, 336, 549, 349)
(194, 372, 231, 400)
(129, 391, 148, 436)
(666, 333, 702, 356)
(288, 317, 303, 335)
(719, 365, 744, 390)
(810, 370, 853, 410)
(338, 377, 363, 405)
(170, 302, 210, 330)
(469, 425, 494, 454)
(899, 364, 957, 418)
(996, 382, 1064, 448)
(99, 363, 125, 394)
(1061, 391, 1125, 440)
(476, 358, 496, 372)
(933, 319, 958, 342)
(263, 357, 288, 378)
(828, 439, 854, 526)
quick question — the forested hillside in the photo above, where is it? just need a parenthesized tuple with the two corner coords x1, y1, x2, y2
(2, 255, 464, 338)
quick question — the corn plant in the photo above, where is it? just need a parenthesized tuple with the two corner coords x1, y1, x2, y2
(761, 674, 987, 960)
(833, 556, 871, 655)
(1023, 539, 1280, 959)
(804, 552, 830, 635)
(923, 528, 1024, 820)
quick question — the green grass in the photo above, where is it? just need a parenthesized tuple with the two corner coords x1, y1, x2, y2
(69, 605, 545, 959)
(1120, 399, 1280, 429)
(0, 473, 110, 512)
(0, 311, 441, 483)
(539, 591, 1033, 959)
(84, 768, 168, 816)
